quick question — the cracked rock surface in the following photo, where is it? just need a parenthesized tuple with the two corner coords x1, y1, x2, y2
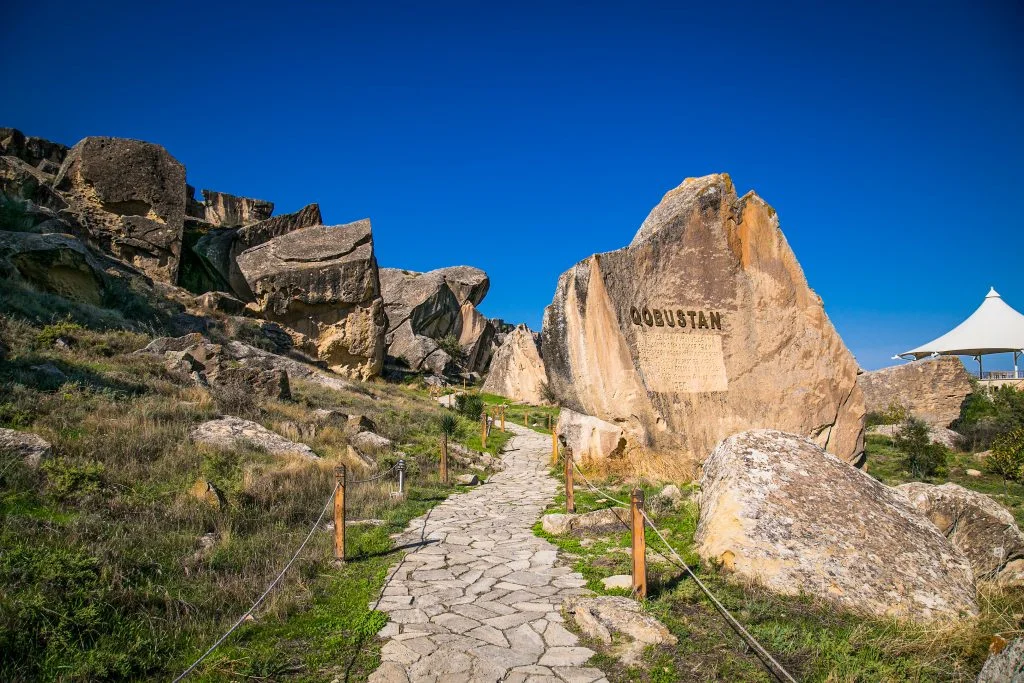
(368, 423, 608, 683)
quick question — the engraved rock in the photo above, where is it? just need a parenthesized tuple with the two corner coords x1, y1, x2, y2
(482, 325, 547, 403)
(542, 174, 865, 473)
(858, 356, 973, 427)
(696, 429, 977, 622)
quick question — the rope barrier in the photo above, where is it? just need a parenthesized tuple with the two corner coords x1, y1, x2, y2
(348, 461, 401, 485)
(566, 460, 796, 683)
(172, 483, 340, 682)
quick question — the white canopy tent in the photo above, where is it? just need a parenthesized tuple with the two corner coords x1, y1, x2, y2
(898, 288, 1024, 379)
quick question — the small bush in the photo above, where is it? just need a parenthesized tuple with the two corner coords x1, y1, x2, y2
(36, 318, 85, 348)
(893, 417, 947, 479)
(210, 375, 263, 418)
(41, 459, 106, 501)
(953, 383, 1024, 450)
(435, 334, 464, 365)
(988, 428, 1024, 483)
(454, 392, 484, 419)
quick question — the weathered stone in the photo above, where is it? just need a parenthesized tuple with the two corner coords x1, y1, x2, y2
(695, 429, 977, 622)
(437, 265, 490, 307)
(55, 136, 187, 283)
(191, 227, 237, 291)
(564, 596, 674, 665)
(0, 231, 108, 305)
(196, 290, 246, 315)
(541, 513, 573, 535)
(599, 575, 632, 591)
(0, 128, 68, 168)
(1, 155, 67, 213)
(236, 220, 386, 379)
(386, 321, 453, 375)
(557, 409, 625, 463)
(351, 431, 393, 455)
(539, 508, 630, 536)
(457, 301, 496, 374)
(868, 423, 962, 449)
(189, 478, 226, 508)
(228, 203, 322, 298)
(0, 428, 53, 467)
(978, 637, 1024, 683)
(346, 414, 377, 435)
(199, 189, 273, 228)
(897, 482, 1024, 580)
(191, 416, 317, 459)
(542, 174, 865, 473)
(482, 325, 548, 403)
(380, 268, 461, 339)
(456, 473, 480, 486)
(858, 356, 973, 427)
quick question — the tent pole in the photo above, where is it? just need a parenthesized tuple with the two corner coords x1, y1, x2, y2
(1015, 351, 1020, 380)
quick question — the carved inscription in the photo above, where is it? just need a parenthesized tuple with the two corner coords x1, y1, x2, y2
(635, 331, 728, 393)
(629, 306, 722, 330)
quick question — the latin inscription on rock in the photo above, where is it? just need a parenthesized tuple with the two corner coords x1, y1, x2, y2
(635, 331, 728, 393)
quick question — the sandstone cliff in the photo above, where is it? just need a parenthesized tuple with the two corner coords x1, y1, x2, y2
(858, 356, 972, 427)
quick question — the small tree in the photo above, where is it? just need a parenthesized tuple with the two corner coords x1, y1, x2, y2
(988, 428, 1024, 486)
(455, 393, 483, 420)
(893, 416, 947, 479)
(437, 413, 461, 484)
(436, 334, 466, 368)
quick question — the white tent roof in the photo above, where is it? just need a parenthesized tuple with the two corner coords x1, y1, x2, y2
(899, 288, 1024, 359)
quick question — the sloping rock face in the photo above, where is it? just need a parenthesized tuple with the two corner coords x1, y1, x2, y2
(55, 137, 187, 283)
(557, 408, 626, 462)
(0, 128, 68, 169)
(198, 189, 273, 227)
(695, 429, 977, 622)
(858, 357, 972, 427)
(437, 265, 489, 306)
(542, 174, 865, 472)
(236, 220, 386, 379)
(482, 325, 547, 403)
(228, 203, 322, 298)
(0, 231, 109, 305)
(897, 482, 1024, 580)
(379, 267, 464, 374)
(456, 301, 495, 374)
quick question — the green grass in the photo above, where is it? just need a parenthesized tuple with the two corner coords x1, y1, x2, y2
(536, 467, 1023, 682)
(479, 391, 559, 434)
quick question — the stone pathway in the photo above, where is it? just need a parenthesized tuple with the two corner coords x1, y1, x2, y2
(368, 422, 608, 683)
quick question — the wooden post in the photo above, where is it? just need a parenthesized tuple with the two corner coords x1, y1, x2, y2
(440, 436, 448, 484)
(551, 429, 558, 466)
(564, 447, 575, 514)
(547, 414, 551, 430)
(481, 410, 488, 449)
(525, 411, 530, 427)
(500, 405, 506, 432)
(631, 488, 647, 598)
(334, 465, 346, 562)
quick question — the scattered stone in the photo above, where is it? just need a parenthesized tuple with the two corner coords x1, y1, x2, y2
(0, 428, 53, 466)
(236, 220, 386, 380)
(967, 469, 982, 477)
(481, 325, 548, 404)
(600, 575, 632, 591)
(196, 290, 246, 316)
(31, 362, 67, 385)
(695, 429, 977, 622)
(563, 596, 676, 665)
(189, 478, 226, 508)
(191, 416, 318, 459)
(557, 409, 626, 462)
(542, 513, 574, 536)
(350, 430, 393, 455)
(649, 484, 686, 514)
(347, 414, 376, 435)
(456, 473, 480, 486)
(541, 174, 865, 472)
(978, 637, 1024, 683)
(55, 136, 187, 283)
(897, 482, 1024, 580)
(858, 356, 973, 428)
(540, 508, 630, 536)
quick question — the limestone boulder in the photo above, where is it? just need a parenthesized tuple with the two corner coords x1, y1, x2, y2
(0, 428, 53, 467)
(55, 136, 187, 283)
(191, 416, 317, 459)
(456, 301, 496, 374)
(897, 482, 1024, 580)
(542, 174, 865, 473)
(858, 356, 973, 427)
(563, 596, 676, 665)
(386, 320, 454, 375)
(557, 408, 626, 462)
(436, 265, 489, 306)
(227, 203, 323, 298)
(978, 637, 1024, 683)
(236, 220, 386, 379)
(350, 431, 393, 456)
(380, 267, 461, 339)
(482, 325, 547, 403)
(0, 231, 109, 305)
(695, 429, 977, 622)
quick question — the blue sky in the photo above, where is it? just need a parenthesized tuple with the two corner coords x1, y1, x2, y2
(3, 1, 1021, 370)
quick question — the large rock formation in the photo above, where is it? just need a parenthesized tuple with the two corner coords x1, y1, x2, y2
(235, 220, 386, 379)
(858, 357, 973, 427)
(227, 203, 322, 298)
(482, 325, 548, 403)
(542, 174, 865, 472)
(456, 301, 495, 374)
(0, 231, 109, 305)
(193, 189, 273, 228)
(0, 128, 68, 169)
(557, 408, 626, 462)
(897, 482, 1024, 581)
(695, 430, 977, 622)
(55, 137, 187, 283)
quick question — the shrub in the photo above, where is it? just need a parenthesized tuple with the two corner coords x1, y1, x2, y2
(41, 459, 106, 501)
(953, 383, 1024, 450)
(893, 417, 947, 479)
(454, 392, 483, 419)
(539, 381, 557, 404)
(988, 428, 1024, 483)
(210, 375, 263, 418)
(435, 334, 465, 365)
(36, 318, 84, 348)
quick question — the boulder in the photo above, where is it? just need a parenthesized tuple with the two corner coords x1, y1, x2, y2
(386, 321, 454, 375)
(557, 408, 626, 462)
(198, 189, 273, 227)
(380, 267, 461, 338)
(541, 513, 573, 535)
(346, 414, 376, 435)
(858, 356, 973, 427)
(195, 290, 246, 316)
(0, 231, 108, 305)
(978, 637, 1024, 683)
(55, 136, 187, 283)
(456, 473, 480, 486)
(228, 203, 323, 298)
(456, 301, 496, 374)
(481, 325, 548, 403)
(600, 575, 633, 590)
(0, 128, 69, 168)
(236, 220, 386, 379)
(896, 482, 1024, 580)
(563, 596, 676, 665)
(189, 478, 226, 508)
(541, 174, 865, 473)
(695, 429, 977, 622)
(436, 265, 489, 306)
(0, 155, 68, 212)
(191, 416, 317, 459)
(350, 431, 393, 456)
(540, 507, 630, 535)
(0, 428, 53, 466)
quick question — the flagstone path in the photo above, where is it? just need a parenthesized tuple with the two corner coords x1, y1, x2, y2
(367, 422, 609, 683)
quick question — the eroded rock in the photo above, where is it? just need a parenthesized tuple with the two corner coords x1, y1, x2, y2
(481, 325, 548, 404)
(557, 409, 625, 462)
(542, 174, 865, 473)
(0, 428, 53, 466)
(563, 596, 676, 665)
(695, 429, 977, 622)
(191, 416, 317, 459)
(978, 637, 1024, 683)
(858, 356, 973, 427)
(198, 189, 273, 228)
(0, 231, 108, 305)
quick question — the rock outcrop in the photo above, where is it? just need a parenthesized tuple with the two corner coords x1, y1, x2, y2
(563, 596, 676, 665)
(191, 416, 317, 459)
(0, 128, 68, 169)
(55, 136, 187, 283)
(858, 357, 973, 427)
(236, 220, 386, 379)
(556, 408, 626, 462)
(481, 325, 547, 403)
(437, 265, 489, 306)
(978, 637, 1024, 683)
(193, 189, 273, 228)
(227, 203, 323, 298)
(0, 231, 109, 305)
(897, 482, 1024, 580)
(0, 428, 53, 467)
(542, 174, 865, 472)
(695, 429, 977, 622)
(456, 301, 495, 374)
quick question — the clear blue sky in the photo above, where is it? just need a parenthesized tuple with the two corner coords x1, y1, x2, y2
(3, 1, 1021, 371)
